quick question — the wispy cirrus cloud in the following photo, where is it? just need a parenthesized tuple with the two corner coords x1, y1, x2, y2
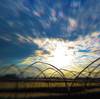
(0, 35, 12, 42)
(17, 31, 100, 70)
(0, 0, 100, 68)
(67, 18, 78, 32)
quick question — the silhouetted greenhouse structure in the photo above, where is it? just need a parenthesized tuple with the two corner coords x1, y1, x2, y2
(0, 57, 100, 95)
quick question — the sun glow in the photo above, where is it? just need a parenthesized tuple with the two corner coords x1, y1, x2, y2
(47, 42, 75, 69)
(21, 38, 76, 69)
(20, 32, 100, 72)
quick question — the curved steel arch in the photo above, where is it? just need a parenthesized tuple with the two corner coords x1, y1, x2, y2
(60, 69, 77, 77)
(70, 70, 88, 78)
(48, 69, 81, 90)
(22, 61, 69, 93)
(34, 67, 59, 79)
(70, 57, 100, 88)
(23, 62, 67, 80)
(15, 66, 49, 92)
(79, 63, 100, 88)
(49, 70, 67, 89)
(21, 66, 47, 79)
(93, 66, 100, 78)
(20, 66, 50, 89)
(49, 69, 77, 80)
(34, 68, 67, 89)
(23, 61, 66, 79)
(82, 64, 100, 88)
(0, 64, 21, 75)
(22, 61, 66, 79)
(94, 71, 100, 78)
(87, 64, 100, 77)
(79, 63, 100, 87)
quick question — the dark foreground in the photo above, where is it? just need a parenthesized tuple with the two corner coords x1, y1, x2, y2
(0, 87, 100, 99)
(33, 93, 100, 99)
(0, 92, 100, 99)
(0, 79, 100, 98)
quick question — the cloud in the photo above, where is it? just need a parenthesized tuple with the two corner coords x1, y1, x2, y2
(0, 0, 100, 41)
(19, 31, 100, 70)
(67, 18, 78, 32)
(0, 35, 12, 42)
(0, 0, 100, 68)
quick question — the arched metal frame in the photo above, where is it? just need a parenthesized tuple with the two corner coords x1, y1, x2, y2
(34, 67, 62, 79)
(94, 71, 100, 78)
(22, 61, 68, 88)
(18, 66, 49, 90)
(60, 69, 77, 77)
(34, 68, 67, 89)
(0, 57, 100, 94)
(20, 61, 69, 94)
(85, 64, 100, 87)
(0, 64, 22, 76)
(70, 57, 100, 89)
(21, 66, 47, 78)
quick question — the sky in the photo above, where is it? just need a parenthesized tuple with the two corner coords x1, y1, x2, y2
(0, 0, 100, 70)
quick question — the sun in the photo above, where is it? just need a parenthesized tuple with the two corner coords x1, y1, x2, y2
(21, 38, 76, 70)
(47, 43, 75, 69)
